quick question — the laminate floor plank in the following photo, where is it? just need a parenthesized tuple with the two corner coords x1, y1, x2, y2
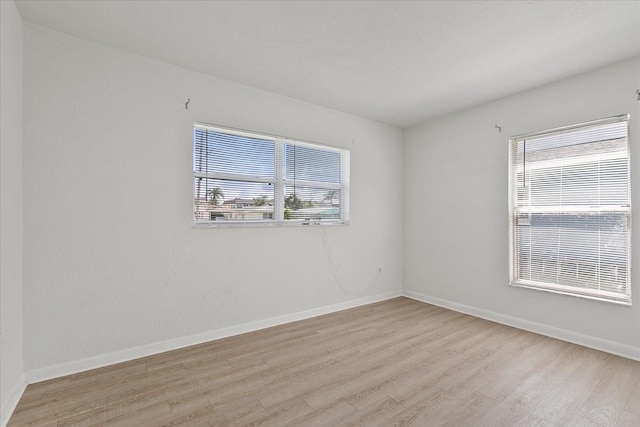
(562, 415, 602, 426)
(473, 340, 575, 427)
(301, 342, 434, 410)
(237, 397, 315, 427)
(576, 356, 640, 426)
(625, 376, 640, 415)
(618, 410, 640, 427)
(208, 396, 265, 426)
(339, 396, 406, 427)
(282, 399, 356, 427)
(8, 297, 640, 427)
(532, 350, 617, 425)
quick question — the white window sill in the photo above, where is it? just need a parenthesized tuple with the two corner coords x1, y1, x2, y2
(193, 219, 350, 228)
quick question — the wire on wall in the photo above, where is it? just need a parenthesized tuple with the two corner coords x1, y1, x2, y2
(321, 225, 349, 295)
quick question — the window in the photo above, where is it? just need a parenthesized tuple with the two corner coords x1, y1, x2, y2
(194, 123, 350, 226)
(508, 115, 631, 305)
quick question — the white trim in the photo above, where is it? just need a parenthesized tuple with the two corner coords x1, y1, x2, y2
(402, 289, 640, 361)
(193, 219, 349, 228)
(509, 280, 631, 306)
(1, 375, 26, 427)
(510, 113, 629, 141)
(24, 291, 401, 384)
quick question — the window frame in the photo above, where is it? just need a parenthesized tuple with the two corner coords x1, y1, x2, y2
(508, 114, 632, 305)
(193, 123, 350, 228)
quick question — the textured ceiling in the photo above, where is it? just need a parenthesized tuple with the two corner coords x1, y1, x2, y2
(15, 0, 640, 128)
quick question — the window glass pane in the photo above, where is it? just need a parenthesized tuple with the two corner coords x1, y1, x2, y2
(517, 120, 627, 153)
(516, 213, 628, 293)
(284, 185, 341, 221)
(529, 166, 562, 206)
(284, 143, 341, 183)
(194, 128, 275, 178)
(599, 158, 629, 205)
(194, 178, 274, 221)
(515, 139, 628, 208)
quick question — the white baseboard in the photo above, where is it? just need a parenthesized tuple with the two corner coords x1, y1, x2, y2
(25, 291, 402, 385)
(403, 290, 640, 361)
(1, 375, 27, 427)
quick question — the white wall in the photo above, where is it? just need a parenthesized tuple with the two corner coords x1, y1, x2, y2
(22, 24, 404, 377)
(0, 0, 25, 424)
(0, 1, 25, 425)
(404, 57, 640, 359)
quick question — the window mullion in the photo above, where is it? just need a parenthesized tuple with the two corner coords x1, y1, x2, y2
(274, 140, 284, 222)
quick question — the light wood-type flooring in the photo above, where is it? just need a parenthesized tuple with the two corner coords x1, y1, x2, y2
(8, 297, 640, 426)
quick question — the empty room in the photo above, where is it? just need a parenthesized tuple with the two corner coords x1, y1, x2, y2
(1, 1, 640, 426)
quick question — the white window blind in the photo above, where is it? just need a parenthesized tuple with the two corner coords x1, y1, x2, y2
(194, 123, 350, 226)
(508, 114, 631, 305)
